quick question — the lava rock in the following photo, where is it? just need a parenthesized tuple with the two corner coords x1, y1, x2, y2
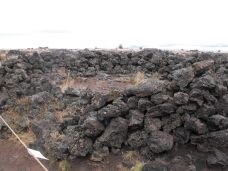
(94, 117, 128, 149)
(69, 137, 93, 157)
(144, 116, 162, 132)
(0, 93, 9, 107)
(207, 115, 228, 131)
(138, 98, 152, 112)
(162, 114, 182, 133)
(127, 130, 148, 148)
(168, 155, 196, 171)
(125, 79, 168, 97)
(147, 131, 174, 153)
(191, 75, 216, 90)
(128, 110, 144, 129)
(174, 92, 189, 105)
(192, 59, 214, 75)
(82, 116, 105, 137)
(173, 127, 190, 144)
(184, 117, 208, 134)
(191, 129, 228, 148)
(127, 96, 139, 109)
(207, 149, 228, 167)
(151, 93, 171, 105)
(172, 67, 195, 89)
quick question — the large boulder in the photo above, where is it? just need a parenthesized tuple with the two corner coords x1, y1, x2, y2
(174, 92, 189, 105)
(207, 115, 228, 131)
(82, 116, 105, 137)
(127, 130, 148, 148)
(128, 110, 144, 129)
(0, 93, 9, 107)
(191, 129, 228, 148)
(94, 117, 128, 149)
(147, 131, 174, 153)
(172, 67, 195, 89)
(184, 117, 208, 135)
(125, 79, 168, 97)
(192, 59, 214, 75)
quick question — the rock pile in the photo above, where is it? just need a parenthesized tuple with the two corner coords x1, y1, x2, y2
(0, 49, 228, 169)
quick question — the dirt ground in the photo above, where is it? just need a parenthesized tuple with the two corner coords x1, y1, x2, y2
(0, 138, 131, 171)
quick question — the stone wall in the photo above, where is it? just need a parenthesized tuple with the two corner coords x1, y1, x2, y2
(0, 49, 228, 166)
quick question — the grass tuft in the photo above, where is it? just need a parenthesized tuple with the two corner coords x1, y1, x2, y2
(123, 151, 139, 161)
(59, 160, 70, 171)
(130, 162, 144, 171)
(130, 72, 145, 85)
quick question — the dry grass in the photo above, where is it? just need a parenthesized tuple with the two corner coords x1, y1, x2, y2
(59, 160, 70, 171)
(0, 54, 7, 61)
(151, 72, 161, 80)
(18, 129, 36, 145)
(123, 151, 139, 161)
(129, 71, 145, 85)
(50, 131, 64, 142)
(122, 151, 144, 171)
(16, 96, 31, 106)
(60, 71, 75, 92)
(130, 162, 144, 171)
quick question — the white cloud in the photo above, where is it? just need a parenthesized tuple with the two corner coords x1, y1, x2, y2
(0, 0, 227, 48)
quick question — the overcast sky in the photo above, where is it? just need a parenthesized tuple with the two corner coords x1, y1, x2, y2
(0, 0, 227, 49)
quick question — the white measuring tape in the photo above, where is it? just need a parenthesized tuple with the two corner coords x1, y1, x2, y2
(0, 115, 49, 171)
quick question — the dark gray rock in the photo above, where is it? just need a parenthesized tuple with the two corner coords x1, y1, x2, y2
(144, 116, 162, 133)
(112, 98, 129, 114)
(127, 96, 139, 109)
(94, 117, 128, 149)
(174, 92, 189, 105)
(97, 104, 120, 121)
(191, 75, 216, 90)
(0, 93, 9, 107)
(143, 161, 168, 171)
(128, 110, 144, 128)
(90, 146, 109, 162)
(192, 59, 214, 75)
(173, 127, 190, 144)
(184, 117, 208, 134)
(82, 116, 105, 137)
(207, 149, 228, 167)
(197, 104, 216, 120)
(151, 93, 171, 105)
(125, 79, 168, 97)
(162, 114, 182, 133)
(191, 129, 228, 148)
(207, 115, 228, 131)
(147, 131, 174, 153)
(138, 98, 152, 112)
(172, 67, 195, 89)
(158, 102, 176, 114)
(189, 89, 204, 106)
(168, 156, 196, 171)
(69, 137, 93, 157)
(30, 91, 53, 104)
(127, 130, 148, 149)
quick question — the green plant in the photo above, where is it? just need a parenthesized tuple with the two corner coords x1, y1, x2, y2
(131, 162, 144, 171)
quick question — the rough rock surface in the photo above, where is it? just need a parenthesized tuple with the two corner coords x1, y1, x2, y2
(0, 49, 228, 170)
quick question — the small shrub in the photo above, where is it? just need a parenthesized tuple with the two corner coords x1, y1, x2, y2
(131, 162, 144, 171)
(59, 160, 70, 171)
(119, 44, 123, 49)
(130, 72, 145, 85)
(123, 151, 139, 161)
